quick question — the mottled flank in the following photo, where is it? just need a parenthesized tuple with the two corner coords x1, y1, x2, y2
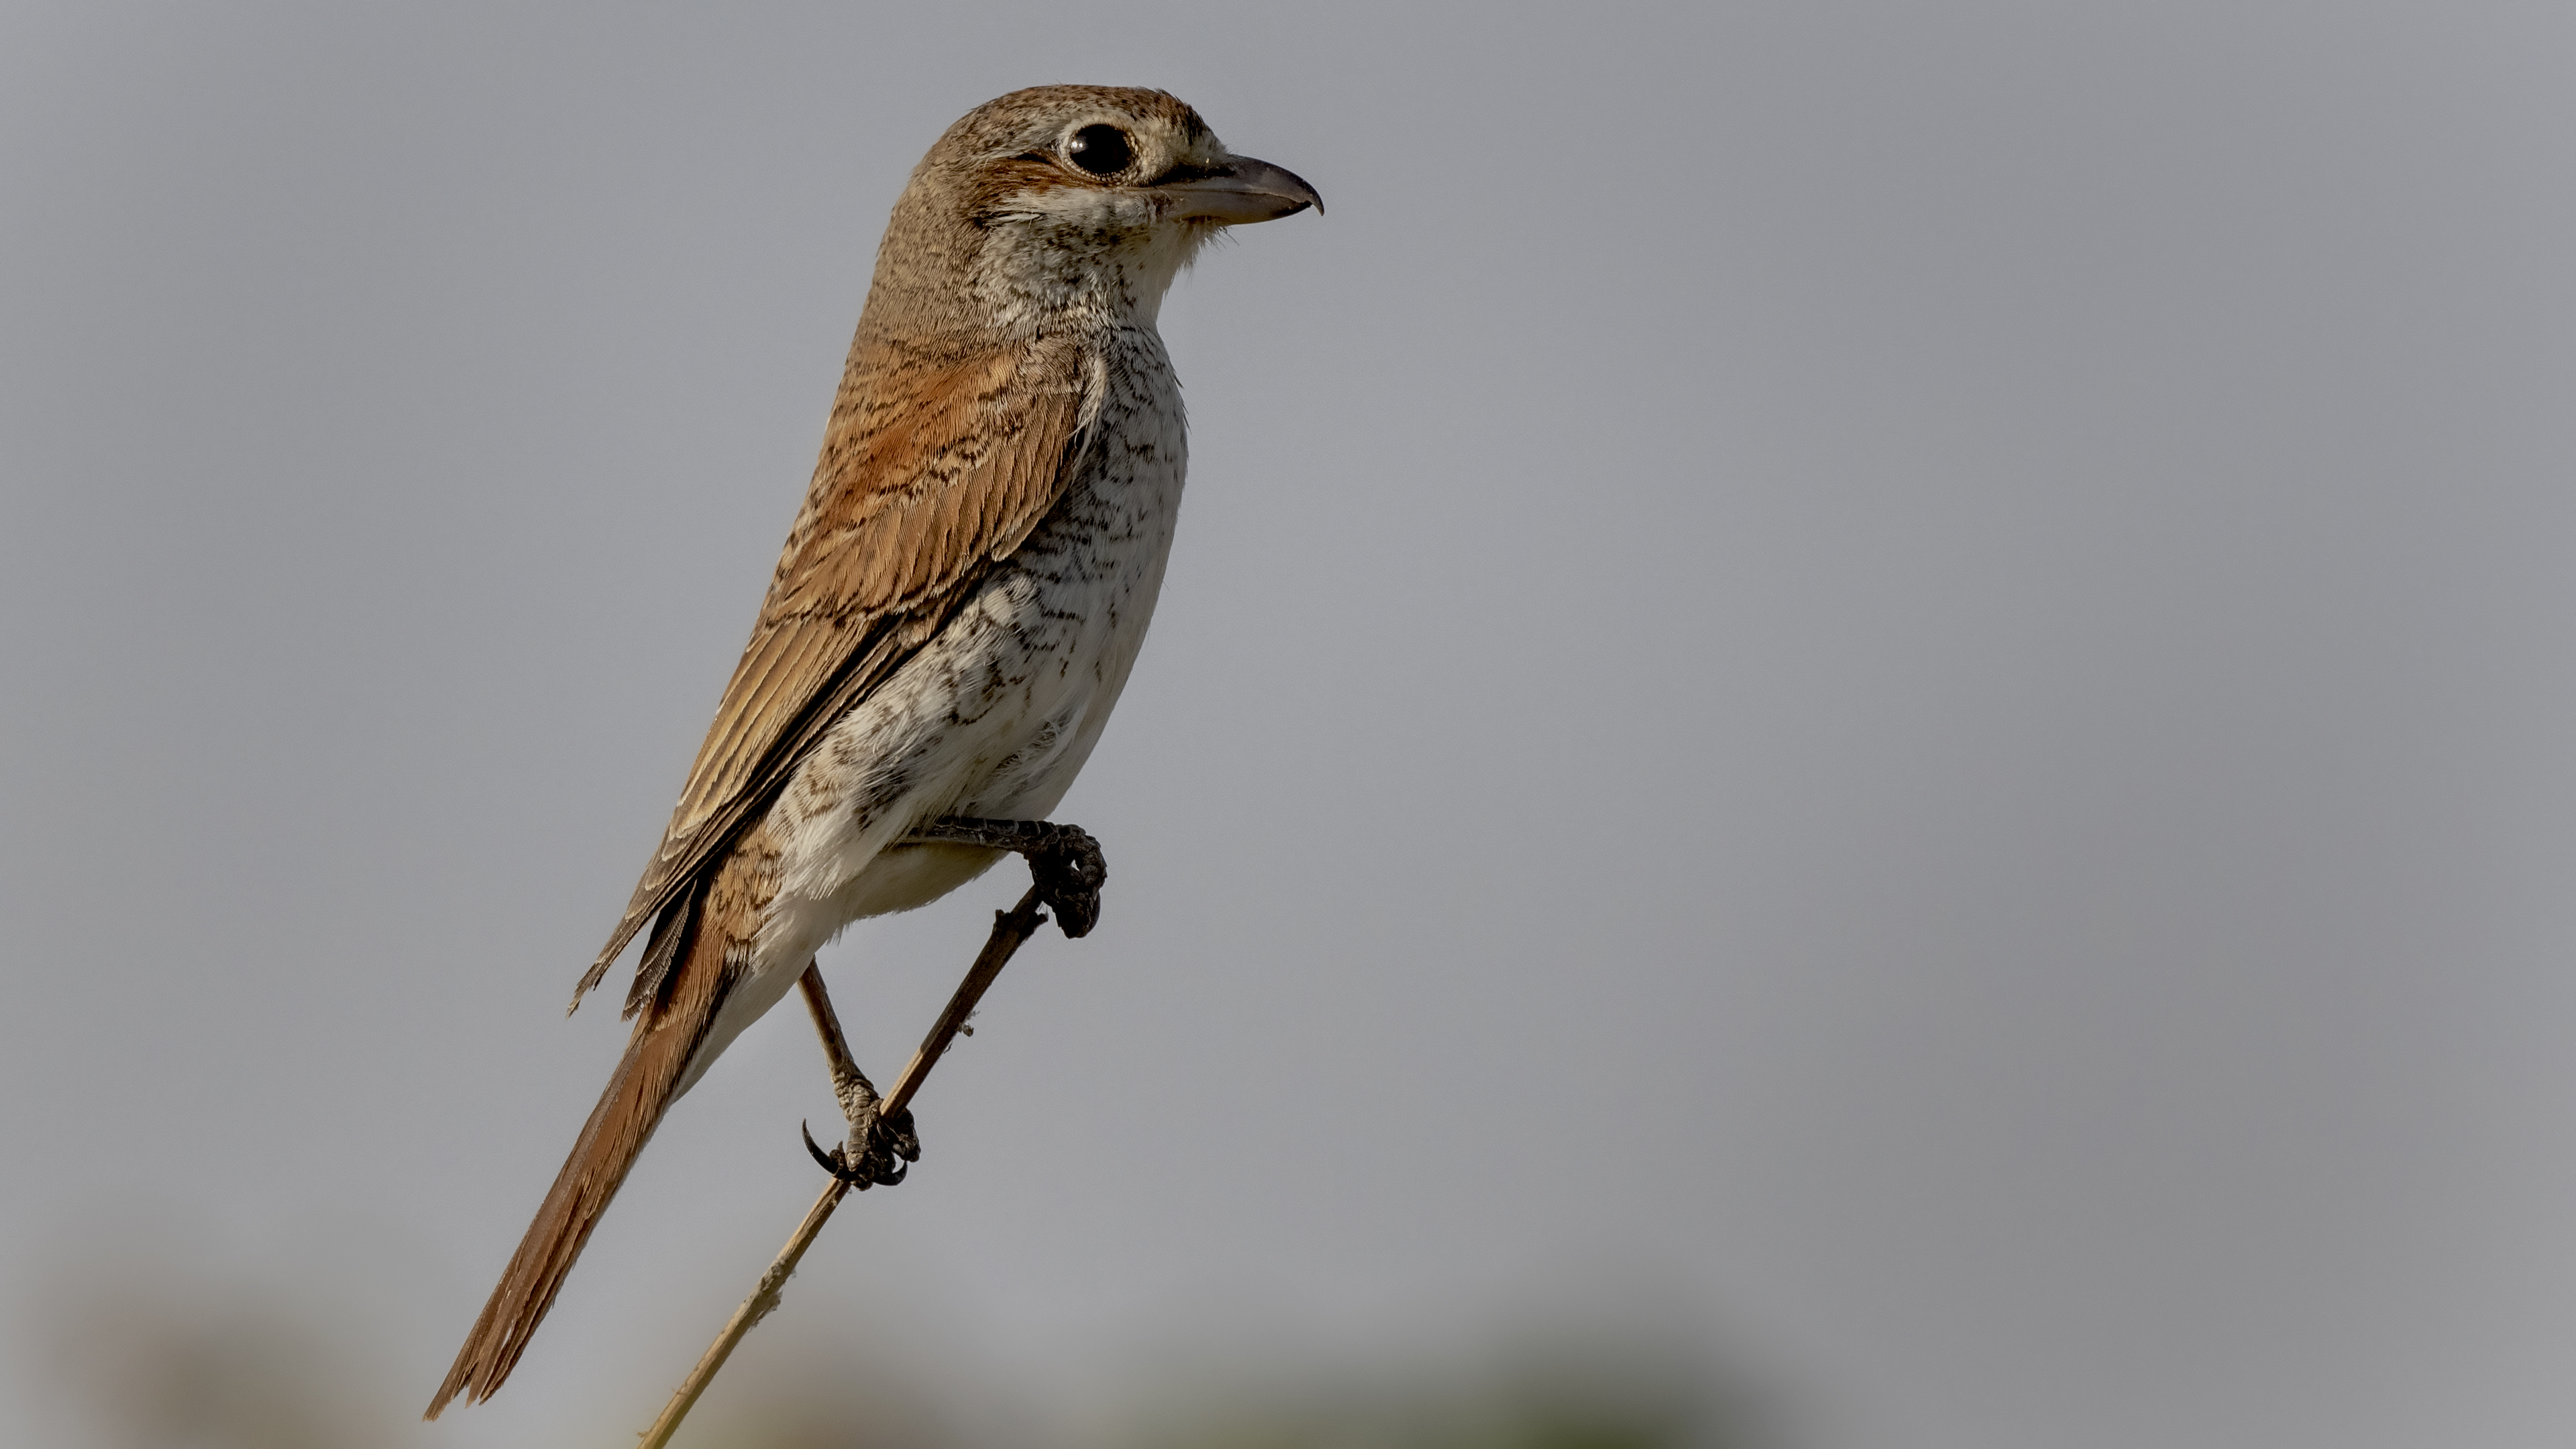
(429, 85, 1315, 1418)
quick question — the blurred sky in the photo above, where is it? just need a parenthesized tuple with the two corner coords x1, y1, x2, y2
(3, 3, 2574, 1446)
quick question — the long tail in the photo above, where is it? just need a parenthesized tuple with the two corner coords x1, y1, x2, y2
(427, 853, 755, 1418)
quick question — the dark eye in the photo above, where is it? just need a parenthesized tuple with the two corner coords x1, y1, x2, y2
(1066, 124, 1133, 176)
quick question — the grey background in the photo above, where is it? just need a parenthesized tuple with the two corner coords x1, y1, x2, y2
(4, 2, 2573, 1445)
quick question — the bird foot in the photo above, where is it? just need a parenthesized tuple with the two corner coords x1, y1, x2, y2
(903, 818, 1108, 939)
(1026, 826, 1106, 938)
(802, 1085, 918, 1189)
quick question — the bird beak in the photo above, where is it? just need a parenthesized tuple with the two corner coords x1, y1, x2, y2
(1155, 154, 1324, 224)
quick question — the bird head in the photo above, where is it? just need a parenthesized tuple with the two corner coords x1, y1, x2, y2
(865, 86, 1322, 333)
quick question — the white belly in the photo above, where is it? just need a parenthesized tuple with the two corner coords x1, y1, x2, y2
(676, 346, 1187, 1082)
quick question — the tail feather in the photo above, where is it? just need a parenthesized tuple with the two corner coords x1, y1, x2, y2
(426, 882, 740, 1419)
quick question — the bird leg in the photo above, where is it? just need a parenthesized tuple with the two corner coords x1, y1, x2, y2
(795, 965, 918, 1188)
(902, 817, 1108, 938)
(790, 819, 1104, 1185)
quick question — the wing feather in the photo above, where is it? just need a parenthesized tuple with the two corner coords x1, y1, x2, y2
(572, 331, 1092, 1007)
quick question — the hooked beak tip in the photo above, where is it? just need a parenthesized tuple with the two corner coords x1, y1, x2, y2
(1159, 154, 1323, 225)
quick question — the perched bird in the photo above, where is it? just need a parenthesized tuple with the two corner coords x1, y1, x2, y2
(427, 85, 1318, 1417)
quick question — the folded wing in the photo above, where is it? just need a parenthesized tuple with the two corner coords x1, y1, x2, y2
(573, 331, 1095, 1009)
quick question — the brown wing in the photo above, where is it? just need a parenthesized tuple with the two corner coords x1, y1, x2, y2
(570, 330, 1097, 1008)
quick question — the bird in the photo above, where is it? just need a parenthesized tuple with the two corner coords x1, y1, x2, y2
(426, 85, 1318, 1418)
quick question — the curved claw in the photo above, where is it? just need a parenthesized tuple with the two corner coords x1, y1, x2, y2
(801, 1119, 908, 1187)
(878, 1106, 922, 1164)
(802, 1120, 861, 1182)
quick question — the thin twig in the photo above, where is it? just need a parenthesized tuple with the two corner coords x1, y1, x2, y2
(635, 887, 1051, 1449)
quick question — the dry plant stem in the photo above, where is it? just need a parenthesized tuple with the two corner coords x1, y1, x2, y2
(635, 886, 1051, 1449)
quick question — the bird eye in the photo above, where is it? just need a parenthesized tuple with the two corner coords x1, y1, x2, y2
(1065, 124, 1133, 176)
